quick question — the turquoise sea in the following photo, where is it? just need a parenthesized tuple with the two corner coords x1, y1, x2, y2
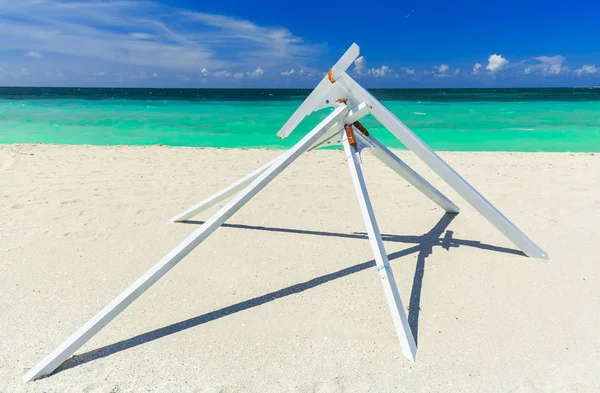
(1, 87, 599, 151)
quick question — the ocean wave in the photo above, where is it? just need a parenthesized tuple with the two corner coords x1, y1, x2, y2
(412, 112, 427, 115)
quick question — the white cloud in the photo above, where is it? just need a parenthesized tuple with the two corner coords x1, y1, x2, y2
(434, 64, 449, 73)
(0, 68, 30, 78)
(353, 56, 393, 77)
(25, 51, 42, 58)
(213, 70, 231, 77)
(520, 55, 568, 76)
(547, 64, 562, 75)
(473, 54, 577, 78)
(574, 64, 598, 77)
(536, 55, 567, 75)
(182, 11, 320, 66)
(354, 56, 366, 73)
(486, 54, 509, 73)
(200, 67, 210, 76)
(535, 56, 564, 64)
(129, 32, 154, 39)
(432, 64, 459, 78)
(370, 65, 391, 77)
(246, 66, 264, 78)
(281, 68, 295, 76)
(152, 72, 158, 77)
(208, 66, 262, 79)
(0, 0, 320, 80)
(359, 54, 597, 81)
(290, 68, 318, 78)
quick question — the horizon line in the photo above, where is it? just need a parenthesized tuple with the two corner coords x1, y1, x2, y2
(2, 85, 599, 90)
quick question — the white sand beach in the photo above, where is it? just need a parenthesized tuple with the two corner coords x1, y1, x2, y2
(1, 144, 599, 392)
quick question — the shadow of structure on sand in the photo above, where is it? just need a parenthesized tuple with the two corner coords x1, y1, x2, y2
(56, 212, 525, 374)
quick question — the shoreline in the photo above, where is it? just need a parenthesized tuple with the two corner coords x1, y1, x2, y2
(2, 142, 599, 154)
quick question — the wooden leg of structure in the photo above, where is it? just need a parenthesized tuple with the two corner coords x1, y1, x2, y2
(23, 105, 352, 383)
(342, 130, 417, 362)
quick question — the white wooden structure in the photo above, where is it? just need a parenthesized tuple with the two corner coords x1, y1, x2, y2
(23, 43, 548, 383)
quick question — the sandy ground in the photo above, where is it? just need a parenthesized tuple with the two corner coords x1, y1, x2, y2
(1, 144, 599, 393)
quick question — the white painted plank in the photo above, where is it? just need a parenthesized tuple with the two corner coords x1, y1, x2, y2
(342, 130, 417, 362)
(276, 43, 360, 139)
(339, 73, 548, 260)
(170, 157, 277, 222)
(353, 131, 460, 213)
(23, 105, 350, 383)
(329, 43, 360, 81)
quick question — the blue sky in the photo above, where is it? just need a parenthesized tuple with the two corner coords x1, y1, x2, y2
(1, 0, 599, 88)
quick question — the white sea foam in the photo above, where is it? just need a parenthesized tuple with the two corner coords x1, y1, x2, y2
(412, 112, 427, 115)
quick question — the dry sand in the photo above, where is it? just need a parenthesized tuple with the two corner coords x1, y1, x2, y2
(1, 144, 599, 393)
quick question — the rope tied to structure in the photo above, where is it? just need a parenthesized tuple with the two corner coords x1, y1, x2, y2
(344, 124, 357, 147)
(353, 121, 369, 136)
(327, 70, 335, 83)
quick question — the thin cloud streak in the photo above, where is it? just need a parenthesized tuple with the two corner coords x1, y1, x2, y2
(0, 0, 321, 80)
